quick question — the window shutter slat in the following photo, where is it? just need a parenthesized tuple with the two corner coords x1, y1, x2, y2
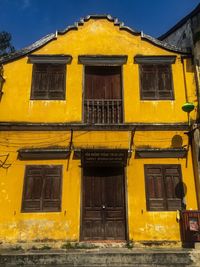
(158, 66, 173, 99)
(148, 199, 166, 211)
(140, 66, 156, 99)
(22, 200, 41, 211)
(32, 70, 49, 99)
(163, 166, 182, 210)
(167, 199, 182, 211)
(145, 166, 166, 211)
(43, 176, 61, 211)
(48, 65, 65, 99)
(22, 166, 43, 212)
(43, 166, 62, 211)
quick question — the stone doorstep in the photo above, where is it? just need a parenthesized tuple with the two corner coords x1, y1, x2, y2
(0, 241, 127, 252)
(0, 240, 183, 251)
(194, 242, 200, 250)
(0, 245, 200, 267)
(0, 246, 195, 256)
(0, 249, 200, 267)
(0, 247, 195, 255)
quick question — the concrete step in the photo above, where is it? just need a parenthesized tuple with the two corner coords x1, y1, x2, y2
(0, 266, 197, 267)
(0, 248, 200, 266)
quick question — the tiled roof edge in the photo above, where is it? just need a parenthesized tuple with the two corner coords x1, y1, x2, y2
(158, 3, 200, 40)
(142, 33, 190, 54)
(0, 33, 56, 64)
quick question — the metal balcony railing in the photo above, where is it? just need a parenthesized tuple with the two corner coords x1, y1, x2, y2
(84, 99, 123, 124)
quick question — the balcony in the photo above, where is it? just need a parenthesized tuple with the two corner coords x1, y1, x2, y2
(84, 99, 123, 124)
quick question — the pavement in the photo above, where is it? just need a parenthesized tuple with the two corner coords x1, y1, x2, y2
(0, 247, 200, 267)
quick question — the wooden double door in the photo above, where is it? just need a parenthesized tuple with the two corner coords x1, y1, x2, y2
(81, 166, 126, 241)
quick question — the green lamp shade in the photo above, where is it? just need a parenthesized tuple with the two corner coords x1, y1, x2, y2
(182, 102, 195, 113)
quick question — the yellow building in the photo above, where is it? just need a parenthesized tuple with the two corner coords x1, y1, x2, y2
(0, 15, 198, 246)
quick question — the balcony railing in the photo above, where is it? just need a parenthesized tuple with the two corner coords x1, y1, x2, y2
(84, 99, 123, 124)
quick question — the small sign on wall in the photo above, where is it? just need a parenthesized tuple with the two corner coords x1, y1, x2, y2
(81, 149, 128, 166)
(189, 218, 199, 232)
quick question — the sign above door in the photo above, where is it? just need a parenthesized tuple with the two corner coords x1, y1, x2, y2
(81, 149, 129, 166)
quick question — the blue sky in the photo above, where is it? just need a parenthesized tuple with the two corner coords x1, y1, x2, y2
(0, 0, 200, 50)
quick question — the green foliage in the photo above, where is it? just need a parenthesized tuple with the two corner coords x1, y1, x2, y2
(30, 246, 38, 250)
(39, 245, 51, 250)
(0, 31, 15, 57)
(61, 242, 74, 249)
(10, 245, 23, 251)
(61, 242, 96, 249)
(126, 239, 134, 249)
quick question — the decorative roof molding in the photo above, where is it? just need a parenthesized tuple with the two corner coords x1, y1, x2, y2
(57, 14, 139, 36)
(0, 14, 190, 64)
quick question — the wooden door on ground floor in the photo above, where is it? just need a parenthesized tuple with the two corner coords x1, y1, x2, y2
(81, 166, 126, 241)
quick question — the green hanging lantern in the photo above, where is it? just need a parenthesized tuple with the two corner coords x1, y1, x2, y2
(182, 102, 195, 113)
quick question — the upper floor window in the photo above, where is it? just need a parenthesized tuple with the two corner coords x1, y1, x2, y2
(79, 55, 127, 124)
(22, 165, 62, 212)
(144, 164, 184, 211)
(29, 54, 72, 100)
(135, 55, 176, 100)
(84, 66, 123, 124)
(31, 64, 66, 100)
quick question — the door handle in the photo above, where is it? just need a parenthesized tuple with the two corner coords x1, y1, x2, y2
(102, 205, 105, 209)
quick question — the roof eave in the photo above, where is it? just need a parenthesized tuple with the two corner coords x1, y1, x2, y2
(158, 3, 200, 40)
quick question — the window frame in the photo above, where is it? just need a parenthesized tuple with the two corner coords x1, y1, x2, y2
(139, 63, 174, 100)
(83, 65, 124, 124)
(21, 165, 62, 213)
(144, 164, 184, 212)
(30, 63, 66, 100)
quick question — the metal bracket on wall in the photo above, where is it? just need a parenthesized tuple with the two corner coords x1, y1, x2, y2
(67, 129, 74, 170)
(127, 129, 135, 165)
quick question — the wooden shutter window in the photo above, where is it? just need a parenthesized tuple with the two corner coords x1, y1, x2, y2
(22, 165, 62, 212)
(43, 167, 62, 211)
(164, 166, 182, 211)
(22, 166, 43, 211)
(31, 63, 66, 100)
(145, 164, 183, 211)
(140, 64, 174, 100)
(145, 166, 166, 211)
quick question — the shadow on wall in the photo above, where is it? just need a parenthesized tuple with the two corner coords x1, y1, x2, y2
(171, 135, 183, 148)
(175, 181, 187, 209)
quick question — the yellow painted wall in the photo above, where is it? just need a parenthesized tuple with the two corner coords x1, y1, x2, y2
(0, 130, 197, 242)
(0, 19, 197, 123)
(0, 18, 198, 244)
